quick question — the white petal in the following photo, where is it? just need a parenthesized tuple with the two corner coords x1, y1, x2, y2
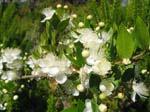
(131, 92, 136, 102)
(55, 74, 67, 84)
(49, 67, 59, 75)
(72, 89, 79, 96)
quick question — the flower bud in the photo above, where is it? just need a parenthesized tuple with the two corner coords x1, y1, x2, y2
(99, 22, 105, 27)
(99, 103, 107, 112)
(82, 49, 90, 58)
(64, 5, 68, 9)
(130, 27, 134, 31)
(2, 89, 7, 94)
(77, 84, 85, 92)
(56, 4, 62, 8)
(127, 29, 131, 33)
(13, 95, 19, 100)
(21, 84, 25, 89)
(141, 69, 147, 74)
(4, 103, 8, 107)
(5, 80, 9, 84)
(78, 22, 84, 28)
(99, 93, 106, 100)
(117, 92, 124, 99)
(95, 26, 100, 31)
(87, 15, 93, 20)
(72, 14, 77, 19)
(69, 43, 74, 49)
(122, 58, 131, 65)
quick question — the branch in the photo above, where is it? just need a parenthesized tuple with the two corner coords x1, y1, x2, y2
(18, 74, 49, 80)
(17, 51, 149, 80)
(114, 51, 146, 65)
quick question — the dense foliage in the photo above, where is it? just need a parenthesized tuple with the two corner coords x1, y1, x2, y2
(0, 0, 150, 112)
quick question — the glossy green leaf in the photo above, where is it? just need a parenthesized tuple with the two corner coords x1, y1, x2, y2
(116, 24, 134, 58)
(57, 18, 69, 32)
(134, 17, 150, 49)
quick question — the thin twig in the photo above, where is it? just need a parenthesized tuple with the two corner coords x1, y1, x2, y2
(18, 74, 49, 80)
(114, 51, 146, 65)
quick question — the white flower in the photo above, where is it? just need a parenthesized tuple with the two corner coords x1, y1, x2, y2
(1, 48, 21, 64)
(41, 7, 55, 22)
(79, 65, 92, 88)
(6, 60, 22, 70)
(76, 28, 102, 49)
(99, 80, 114, 96)
(98, 31, 111, 43)
(1, 70, 18, 81)
(83, 99, 93, 112)
(92, 58, 111, 76)
(37, 53, 72, 84)
(0, 103, 6, 110)
(27, 56, 39, 69)
(132, 81, 149, 102)
(98, 103, 107, 112)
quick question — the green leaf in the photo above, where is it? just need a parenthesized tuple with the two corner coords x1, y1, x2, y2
(57, 18, 69, 32)
(61, 106, 77, 112)
(91, 100, 100, 112)
(51, 13, 60, 29)
(134, 17, 150, 49)
(77, 100, 85, 112)
(116, 24, 134, 58)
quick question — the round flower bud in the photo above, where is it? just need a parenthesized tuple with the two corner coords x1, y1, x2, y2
(122, 58, 131, 65)
(99, 22, 105, 28)
(56, 4, 62, 8)
(87, 15, 93, 20)
(77, 84, 85, 92)
(69, 43, 74, 49)
(99, 103, 107, 112)
(72, 14, 77, 19)
(21, 84, 25, 89)
(82, 49, 90, 58)
(99, 93, 106, 100)
(64, 5, 68, 9)
(141, 69, 147, 74)
(95, 26, 100, 31)
(130, 27, 134, 31)
(78, 22, 84, 28)
(2, 89, 8, 94)
(117, 92, 124, 99)
(99, 85, 106, 91)
(5, 80, 9, 84)
(127, 29, 131, 33)
(13, 95, 19, 100)
(4, 103, 8, 107)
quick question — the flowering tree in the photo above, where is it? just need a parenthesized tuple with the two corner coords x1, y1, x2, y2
(0, 1, 150, 112)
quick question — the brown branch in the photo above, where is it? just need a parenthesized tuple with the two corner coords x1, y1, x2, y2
(114, 51, 146, 65)
(17, 74, 49, 80)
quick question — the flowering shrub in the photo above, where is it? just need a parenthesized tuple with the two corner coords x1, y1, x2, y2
(0, 1, 150, 112)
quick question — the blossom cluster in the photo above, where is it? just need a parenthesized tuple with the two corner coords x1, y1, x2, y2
(0, 48, 22, 81)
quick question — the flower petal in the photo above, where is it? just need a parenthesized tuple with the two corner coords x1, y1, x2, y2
(55, 74, 67, 84)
